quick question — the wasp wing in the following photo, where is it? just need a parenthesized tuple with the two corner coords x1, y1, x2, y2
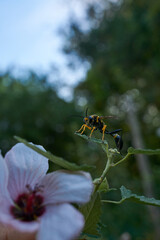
(99, 116, 118, 119)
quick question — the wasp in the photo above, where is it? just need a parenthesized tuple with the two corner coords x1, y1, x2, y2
(76, 108, 123, 151)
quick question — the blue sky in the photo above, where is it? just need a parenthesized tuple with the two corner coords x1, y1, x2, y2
(0, 0, 92, 99)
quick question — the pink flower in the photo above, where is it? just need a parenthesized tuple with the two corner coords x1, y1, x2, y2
(0, 143, 93, 240)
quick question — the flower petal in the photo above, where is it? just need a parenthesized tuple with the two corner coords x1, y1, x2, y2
(0, 183, 38, 235)
(5, 143, 49, 200)
(0, 152, 15, 220)
(41, 170, 93, 205)
(37, 203, 84, 240)
(8, 219, 39, 233)
(0, 152, 12, 201)
(0, 197, 39, 234)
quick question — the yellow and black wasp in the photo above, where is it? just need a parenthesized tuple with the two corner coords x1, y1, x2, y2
(76, 108, 123, 151)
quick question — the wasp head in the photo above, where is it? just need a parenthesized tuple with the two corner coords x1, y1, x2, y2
(83, 117, 89, 124)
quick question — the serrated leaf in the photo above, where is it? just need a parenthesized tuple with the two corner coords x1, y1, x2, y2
(120, 186, 160, 206)
(80, 193, 101, 236)
(14, 136, 94, 171)
(128, 147, 160, 155)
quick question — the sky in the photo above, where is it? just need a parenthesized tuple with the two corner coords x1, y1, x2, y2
(0, 0, 92, 99)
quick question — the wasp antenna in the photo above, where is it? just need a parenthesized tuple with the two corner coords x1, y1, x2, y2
(85, 107, 89, 117)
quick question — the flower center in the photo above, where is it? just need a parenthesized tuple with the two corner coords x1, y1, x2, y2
(10, 184, 45, 222)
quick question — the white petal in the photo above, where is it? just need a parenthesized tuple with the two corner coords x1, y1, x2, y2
(0, 153, 13, 226)
(0, 152, 10, 200)
(0, 197, 13, 221)
(8, 220, 39, 233)
(41, 170, 93, 205)
(37, 204, 84, 240)
(0, 205, 39, 233)
(0, 183, 38, 235)
(5, 143, 49, 200)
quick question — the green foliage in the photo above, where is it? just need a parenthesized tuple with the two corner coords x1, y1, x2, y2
(93, 178, 109, 193)
(75, 132, 108, 146)
(65, 0, 160, 148)
(120, 186, 160, 207)
(102, 186, 160, 207)
(1, 0, 160, 238)
(76, 133, 160, 239)
(128, 147, 160, 155)
(64, 1, 160, 238)
(15, 136, 94, 171)
(80, 235, 102, 240)
(80, 193, 101, 237)
(0, 71, 110, 175)
(0, 72, 75, 155)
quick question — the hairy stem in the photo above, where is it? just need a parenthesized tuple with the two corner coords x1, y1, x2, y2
(112, 152, 131, 167)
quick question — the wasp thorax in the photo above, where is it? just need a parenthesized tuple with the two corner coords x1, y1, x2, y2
(10, 184, 45, 222)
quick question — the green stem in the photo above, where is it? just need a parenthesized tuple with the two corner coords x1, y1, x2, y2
(93, 151, 131, 193)
(112, 152, 131, 167)
(101, 199, 125, 204)
(94, 145, 112, 193)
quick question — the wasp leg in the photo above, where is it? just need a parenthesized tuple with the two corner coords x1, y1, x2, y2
(101, 125, 107, 141)
(89, 126, 96, 138)
(76, 124, 92, 135)
(76, 124, 86, 133)
(81, 124, 92, 135)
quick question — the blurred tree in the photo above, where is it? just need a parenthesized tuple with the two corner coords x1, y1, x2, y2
(64, 0, 160, 113)
(0, 71, 79, 165)
(0, 70, 110, 175)
(64, 0, 160, 239)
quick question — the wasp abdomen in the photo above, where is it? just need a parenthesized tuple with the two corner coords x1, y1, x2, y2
(112, 134, 123, 151)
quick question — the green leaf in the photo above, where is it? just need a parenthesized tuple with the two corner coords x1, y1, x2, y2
(120, 186, 160, 206)
(102, 186, 160, 206)
(75, 133, 123, 157)
(93, 177, 109, 193)
(80, 193, 102, 237)
(14, 136, 94, 171)
(80, 233, 102, 239)
(75, 132, 108, 145)
(128, 147, 160, 155)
